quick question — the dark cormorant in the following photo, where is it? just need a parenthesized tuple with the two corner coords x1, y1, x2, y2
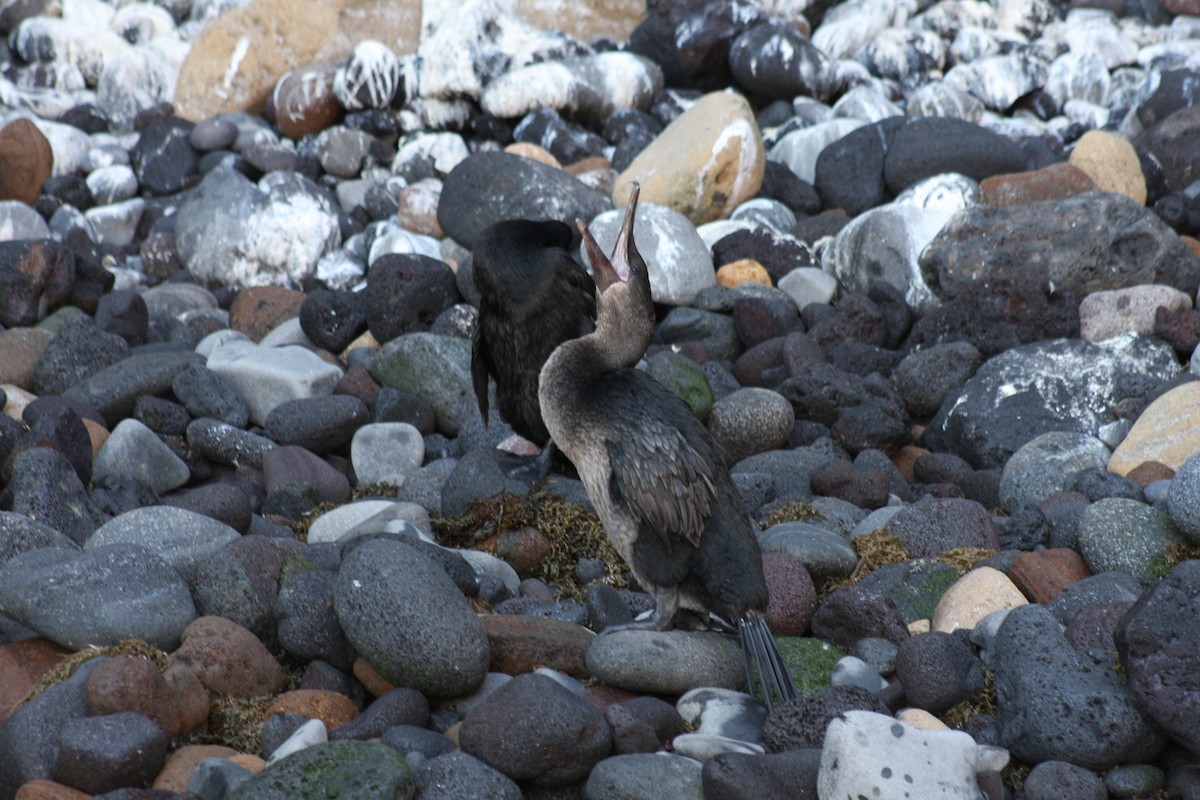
(470, 219, 597, 459)
(538, 185, 797, 709)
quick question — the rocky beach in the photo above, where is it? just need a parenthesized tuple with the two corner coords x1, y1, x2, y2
(2, 0, 1200, 797)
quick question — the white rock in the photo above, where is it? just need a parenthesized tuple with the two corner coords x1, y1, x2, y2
(580, 202, 715, 306)
(204, 340, 343, 426)
(767, 118, 864, 183)
(306, 500, 404, 544)
(777, 267, 838, 310)
(819, 710, 1009, 799)
(266, 718, 327, 766)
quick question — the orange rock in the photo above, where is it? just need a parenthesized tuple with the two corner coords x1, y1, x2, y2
(979, 162, 1096, 207)
(395, 179, 444, 238)
(230, 753, 266, 773)
(481, 615, 595, 678)
(1182, 235, 1200, 260)
(265, 689, 359, 729)
(352, 658, 396, 698)
(715, 259, 772, 289)
(153, 744, 239, 792)
(1126, 460, 1175, 488)
(891, 445, 928, 484)
(0, 118, 54, 206)
(14, 779, 91, 800)
(228, 285, 307, 342)
(164, 663, 211, 737)
(1009, 548, 1092, 605)
(82, 418, 109, 458)
(0, 639, 70, 723)
(504, 142, 561, 169)
(477, 526, 553, 578)
(564, 156, 613, 176)
(86, 654, 182, 740)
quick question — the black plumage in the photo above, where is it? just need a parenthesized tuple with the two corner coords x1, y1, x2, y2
(470, 219, 596, 446)
(538, 185, 797, 708)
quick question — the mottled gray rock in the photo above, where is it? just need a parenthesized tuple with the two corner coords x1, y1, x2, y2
(992, 604, 1164, 771)
(1115, 560, 1200, 755)
(586, 752, 704, 800)
(891, 341, 981, 419)
(822, 203, 953, 314)
(92, 418, 190, 495)
(61, 350, 203, 423)
(921, 192, 1200, 301)
(707, 388, 794, 463)
(413, 751, 522, 800)
(205, 339, 344, 427)
(185, 418, 277, 469)
(459, 672, 611, 786)
(6, 448, 104, 546)
(176, 167, 341, 288)
(0, 544, 196, 650)
(0, 511, 79, 568)
(1166, 452, 1200, 544)
(924, 335, 1181, 469)
(334, 537, 488, 698)
(1077, 498, 1191, 585)
(228, 740, 413, 799)
(86, 506, 241, 583)
(999, 431, 1112, 513)
(350, 422, 425, 485)
(369, 332, 475, 437)
(52, 711, 167, 795)
(758, 522, 858, 578)
(587, 629, 747, 695)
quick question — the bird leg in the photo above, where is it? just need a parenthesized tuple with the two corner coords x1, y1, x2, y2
(738, 615, 799, 712)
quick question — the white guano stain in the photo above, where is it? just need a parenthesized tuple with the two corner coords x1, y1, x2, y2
(218, 36, 250, 100)
(698, 115, 760, 216)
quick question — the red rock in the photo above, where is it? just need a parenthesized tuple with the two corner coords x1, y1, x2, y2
(980, 162, 1097, 207)
(228, 286, 306, 342)
(478, 527, 553, 578)
(265, 689, 359, 729)
(273, 61, 343, 140)
(762, 552, 817, 636)
(1009, 548, 1092, 605)
(1126, 460, 1175, 488)
(352, 658, 395, 698)
(153, 744, 240, 792)
(170, 616, 286, 699)
(0, 240, 75, 328)
(0, 638, 70, 722)
(86, 654, 183, 740)
(334, 362, 379, 405)
(13, 779, 91, 800)
(164, 663, 211, 736)
(0, 117, 53, 205)
(481, 615, 595, 679)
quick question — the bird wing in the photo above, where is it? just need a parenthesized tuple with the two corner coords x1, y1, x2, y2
(470, 323, 490, 423)
(604, 400, 719, 551)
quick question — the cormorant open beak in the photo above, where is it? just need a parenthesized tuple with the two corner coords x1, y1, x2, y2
(576, 182, 641, 294)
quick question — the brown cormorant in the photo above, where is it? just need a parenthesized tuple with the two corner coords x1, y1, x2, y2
(538, 185, 797, 708)
(470, 218, 597, 460)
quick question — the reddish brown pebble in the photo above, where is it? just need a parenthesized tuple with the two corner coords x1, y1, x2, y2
(1126, 461, 1176, 488)
(14, 779, 91, 800)
(265, 689, 359, 729)
(1009, 548, 1092, 605)
(352, 658, 396, 698)
(152, 745, 239, 792)
(86, 654, 183, 740)
(481, 615, 594, 679)
(0, 117, 54, 205)
(979, 162, 1097, 207)
(480, 526, 553, 578)
(170, 616, 286, 699)
(164, 663, 211, 737)
(762, 552, 818, 636)
(0, 638, 70, 722)
(228, 285, 307, 342)
(273, 62, 343, 140)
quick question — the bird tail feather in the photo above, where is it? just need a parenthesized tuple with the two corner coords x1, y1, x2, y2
(738, 615, 799, 711)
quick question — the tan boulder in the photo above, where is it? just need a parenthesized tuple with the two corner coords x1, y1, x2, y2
(1068, 130, 1147, 205)
(173, 0, 420, 122)
(1109, 381, 1200, 475)
(931, 566, 1028, 633)
(614, 91, 765, 226)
